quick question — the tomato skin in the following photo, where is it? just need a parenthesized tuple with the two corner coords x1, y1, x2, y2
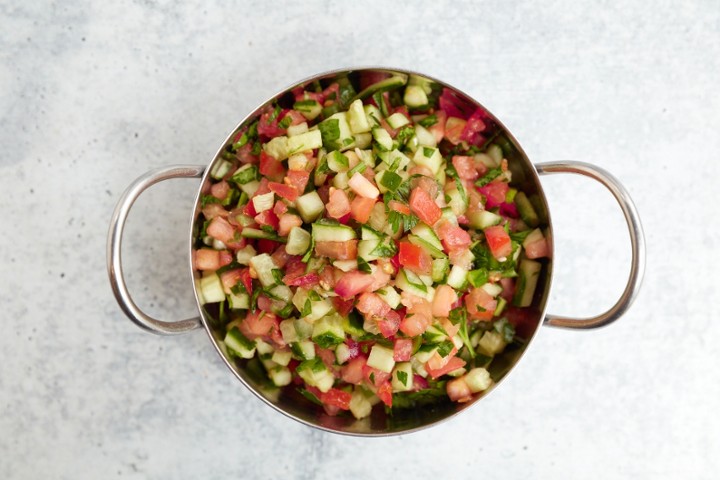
(465, 287, 497, 321)
(426, 356, 466, 380)
(376, 381, 393, 407)
(388, 200, 411, 216)
(254, 210, 279, 231)
(398, 241, 432, 276)
(283, 272, 320, 287)
(285, 169, 310, 193)
(409, 187, 441, 226)
(268, 182, 298, 202)
(259, 151, 286, 182)
(484, 225, 512, 260)
(393, 338, 413, 362)
(239, 268, 253, 295)
(478, 181, 509, 209)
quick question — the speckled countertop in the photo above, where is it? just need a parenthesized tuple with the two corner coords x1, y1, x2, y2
(1, 1, 719, 478)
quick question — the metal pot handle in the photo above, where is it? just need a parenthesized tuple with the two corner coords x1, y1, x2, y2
(535, 161, 646, 329)
(107, 165, 206, 335)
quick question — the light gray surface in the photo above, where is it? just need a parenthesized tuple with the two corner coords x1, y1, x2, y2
(1, 0, 718, 478)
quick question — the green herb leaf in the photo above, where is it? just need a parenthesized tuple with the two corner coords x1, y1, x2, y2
(318, 119, 340, 149)
(475, 167, 503, 187)
(357, 257, 372, 273)
(301, 299, 312, 318)
(396, 370, 408, 386)
(418, 114, 437, 128)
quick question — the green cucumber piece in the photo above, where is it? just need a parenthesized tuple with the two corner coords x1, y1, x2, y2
(515, 192, 540, 228)
(312, 220, 357, 242)
(351, 74, 408, 102)
(513, 258, 542, 307)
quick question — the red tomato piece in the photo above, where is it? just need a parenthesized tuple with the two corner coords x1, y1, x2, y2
(478, 181, 509, 209)
(376, 381, 393, 407)
(484, 225, 512, 260)
(350, 196, 376, 224)
(436, 220, 472, 253)
(356, 292, 391, 317)
(210, 180, 230, 200)
(256, 294, 273, 313)
(278, 213, 302, 237)
(254, 210, 279, 231)
(256, 239, 280, 254)
(314, 240, 358, 261)
(320, 388, 352, 410)
(207, 216, 237, 245)
(219, 250, 233, 267)
(285, 169, 310, 193)
(377, 310, 401, 338)
(239, 268, 253, 295)
(239, 311, 277, 340)
(236, 143, 258, 164)
(409, 187, 441, 226)
(388, 200, 411, 216)
(335, 272, 376, 301)
(268, 181, 298, 202)
(398, 241, 432, 276)
(426, 356, 466, 380)
(428, 110, 447, 144)
(452, 155, 479, 180)
(326, 188, 351, 219)
(444, 117, 466, 145)
(283, 272, 320, 287)
(525, 238, 549, 259)
(332, 296, 355, 317)
(259, 151, 285, 182)
(202, 203, 228, 220)
(447, 377, 473, 402)
(273, 200, 288, 217)
(219, 268, 243, 294)
(465, 287, 497, 321)
(194, 248, 221, 271)
(432, 284, 458, 318)
(393, 338, 413, 362)
(341, 356, 367, 385)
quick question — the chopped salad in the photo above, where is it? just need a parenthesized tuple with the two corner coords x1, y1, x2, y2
(194, 71, 549, 419)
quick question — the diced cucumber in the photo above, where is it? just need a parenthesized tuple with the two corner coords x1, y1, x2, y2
(423, 324, 448, 343)
(412, 344, 438, 363)
(296, 358, 334, 393)
(447, 265, 469, 290)
(235, 244, 257, 265)
(396, 268, 430, 298)
(352, 74, 408, 101)
(341, 311, 366, 337)
(312, 313, 345, 349)
(305, 298, 333, 323)
(513, 258, 542, 307)
(312, 220, 357, 242)
(481, 282, 503, 297)
(411, 222, 444, 250)
(279, 319, 299, 343)
(291, 339, 316, 360)
(382, 149, 411, 171)
(332, 171, 349, 190)
(357, 238, 380, 261)
(287, 129, 323, 155)
(286, 122, 308, 137)
(326, 150, 349, 173)
(271, 349, 292, 367)
(413, 146, 443, 175)
(391, 362, 414, 392)
(465, 368, 492, 393)
(432, 258, 450, 283)
(239, 180, 260, 197)
(376, 286, 401, 309)
(333, 259, 358, 272)
(249, 253, 278, 288)
(372, 128, 393, 151)
(252, 191, 275, 213)
(477, 330, 507, 356)
(294, 317, 313, 340)
(241, 228, 285, 243)
(469, 210, 502, 230)
(224, 327, 256, 359)
(296, 191, 325, 223)
(361, 224, 384, 240)
(375, 170, 402, 194)
(494, 296, 507, 316)
(268, 366, 292, 387)
(367, 344, 395, 373)
(408, 234, 446, 259)
(294, 99, 322, 120)
(364, 104, 382, 127)
(522, 228, 545, 248)
(228, 292, 249, 309)
(515, 192, 540, 227)
(335, 343, 352, 364)
(318, 112, 354, 151)
(288, 153, 309, 171)
(286, 227, 311, 255)
(486, 144, 503, 164)
(386, 112, 410, 129)
(198, 273, 225, 304)
(231, 164, 259, 185)
(210, 159, 233, 180)
(413, 124, 436, 147)
(446, 188, 467, 216)
(347, 99, 371, 134)
(349, 388, 373, 419)
(263, 136, 289, 161)
(404, 84, 429, 108)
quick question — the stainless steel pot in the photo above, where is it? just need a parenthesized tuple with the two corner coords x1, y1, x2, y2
(107, 67, 645, 436)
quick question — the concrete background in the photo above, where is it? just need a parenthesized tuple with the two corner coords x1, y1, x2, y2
(1, 0, 718, 478)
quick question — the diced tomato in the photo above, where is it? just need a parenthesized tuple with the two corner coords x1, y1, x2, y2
(356, 292, 390, 316)
(332, 296, 355, 317)
(319, 388, 352, 410)
(259, 151, 285, 182)
(426, 356, 466, 380)
(439, 88, 475, 119)
(368, 267, 390, 292)
(444, 117, 466, 145)
(254, 178, 271, 196)
(447, 377, 473, 402)
(350, 196, 376, 224)
(243, 199, 257, 217)
(285, 169, 310, 193)
(278, 213, 302, 237)
(235, 143, 258, 164)
(399, 310, 432, 337)
(315, 240, 358, 261)
(336, 272, 376, 301)
(207, 216, 237, 245)
(484, 225, 512, 260)
(326, 188, 351, 219)
(525, 237, 549, 259)
(393, 338, 413, 362)
(318, 265, 338, 290)
(409, 187, 442, 226)
(376, 381, 393, 407)
(412, 374, 429, 391)
(344, 338, 360, 361)
(257, 107, 288, 138)
(452, 155, 479, 180)
(270, 247, 293, 269)
(436, 220, 472, 253)
(388, 200, 411, 216)
(283, 272, 320, 287)
(254, 210, 279, 231)
(194, 248, 221, 271)
(273, 200, 288, 217)
(202, 203, 228, 220)
(465, 287, 497, 321)
(268, 181, 298, 202)
(478, 181, 509, 209)
(428, 110, 447, 144)
(505, 306, 539, 339)
(316, 184, 330, 204)
(281, 110, 306, 127)
(220, 268, 243, 294)
(210, 180, 230, 200)
(239, 268, 253, 295)
(341, 356, 367, 385)
(432, 284, 458, 318)
(363, 365, 391, 389)
(316, 345, 337, 371)
(239, 311, 277, 340)
(398, 241, 432, 276)
(256, 239, 280, 254)
(499, 277, 515, 303)
(459, 109, 487, 146)
(377, 310, 401, 338)
(219, 250, 233, 267)
(256, 294, 273, 313)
